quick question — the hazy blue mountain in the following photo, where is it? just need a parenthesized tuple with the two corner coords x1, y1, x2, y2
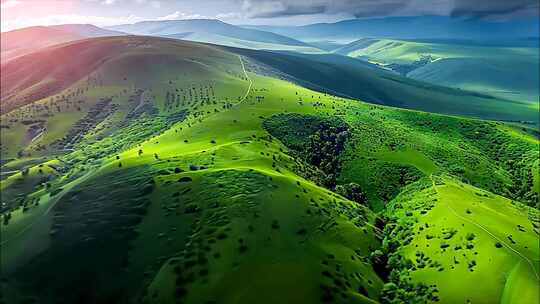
(245, 16, 540, 42)
(108, 19, 311, 48)
(49, 24, 126, 37)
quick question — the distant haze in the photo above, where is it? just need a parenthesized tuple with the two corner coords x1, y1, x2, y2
(1, 0, 538, 32)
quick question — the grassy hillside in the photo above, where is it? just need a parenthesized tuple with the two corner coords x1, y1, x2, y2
(384, 176, 539, 303)
(0, 36, 538, 304)
(335, 38, 540, 103)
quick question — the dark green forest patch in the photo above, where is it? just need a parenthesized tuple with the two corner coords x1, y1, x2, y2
(263, 113, 349, 188)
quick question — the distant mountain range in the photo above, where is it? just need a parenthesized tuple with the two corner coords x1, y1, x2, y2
(4, 16, 537, 64)
(107, 19, 320, 52)
(2, 17, 538, 105)
(244, 16, 540, 42)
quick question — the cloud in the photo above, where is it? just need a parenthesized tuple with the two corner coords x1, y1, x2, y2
(239, 0, 539, 19)
(215, 12, 244, 20)
(450, 0, 539, 19)
(240, 0, 408, 18)
(155, 11, 210, 21)
(0, 0, 22, 9)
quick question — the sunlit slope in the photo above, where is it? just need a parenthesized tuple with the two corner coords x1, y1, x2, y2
(1, 73, 385, 304)
(335, 38, 540, 103)
(2, 73, 538, 303)
(385, 176, 539, 304)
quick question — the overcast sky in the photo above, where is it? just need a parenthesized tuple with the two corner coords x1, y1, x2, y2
(1, 0, 539, 32)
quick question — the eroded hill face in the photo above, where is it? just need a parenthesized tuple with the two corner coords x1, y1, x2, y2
(0, 36, 538, 304)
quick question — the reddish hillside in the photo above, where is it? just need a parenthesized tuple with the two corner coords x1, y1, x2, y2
(0, 36, 238, 114)
(1, 26, 83, 63)
(1, 37, 131, 113)
(1, 25, 126, 64)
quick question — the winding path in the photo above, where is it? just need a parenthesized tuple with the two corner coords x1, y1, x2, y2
(237, 55, 252, 103)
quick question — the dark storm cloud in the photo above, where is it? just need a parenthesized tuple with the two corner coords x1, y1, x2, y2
(450, 0, 539, 19)
(240, 0, 408, 18)
(240, 0, 539, 19)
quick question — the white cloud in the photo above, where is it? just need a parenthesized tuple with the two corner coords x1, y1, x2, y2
(150, 1, 160, 9)
(155, 11, 210, 21)
(101, 0, 118, 5)
(215, 12, 245, 20)
(1, 0, 22, 9)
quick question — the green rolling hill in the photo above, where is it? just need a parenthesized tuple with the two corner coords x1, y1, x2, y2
(0, 36, 538, 304)
(334, 38, 540, 104)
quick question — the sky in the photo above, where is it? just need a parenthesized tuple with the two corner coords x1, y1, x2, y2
(1, 0, 539, 32)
